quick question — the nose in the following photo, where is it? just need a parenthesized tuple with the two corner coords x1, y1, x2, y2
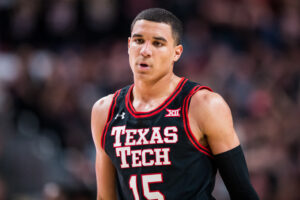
(140, 41, 152, 57)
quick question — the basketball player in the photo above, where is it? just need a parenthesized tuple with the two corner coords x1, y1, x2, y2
(91, 8, 259, 200)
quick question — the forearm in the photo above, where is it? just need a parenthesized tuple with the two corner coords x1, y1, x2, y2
(97, 195, 116, 200)
(96, 176, 117, 200)
(95, 151, 117, 200)
(214, 145, 259, 200)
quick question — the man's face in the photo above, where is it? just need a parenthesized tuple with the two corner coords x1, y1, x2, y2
(128, 20, 183, 81)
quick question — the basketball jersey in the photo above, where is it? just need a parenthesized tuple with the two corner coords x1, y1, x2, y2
(101, 78, 217, 200)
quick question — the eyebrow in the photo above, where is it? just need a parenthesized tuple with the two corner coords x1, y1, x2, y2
(153, 36, 167, 43)
(132, 34, 167, 43)
(132, 34, 143, 38)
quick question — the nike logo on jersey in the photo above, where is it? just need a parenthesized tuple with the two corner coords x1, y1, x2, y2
(115, 112, 125, 120)
(165, 108, 181, 117)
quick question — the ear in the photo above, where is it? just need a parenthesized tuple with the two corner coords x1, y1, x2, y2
(128, 37, 131, 54)
(173, 44, 183, 62)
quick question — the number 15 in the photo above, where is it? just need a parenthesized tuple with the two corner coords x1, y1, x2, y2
(129, 173, 165, 200)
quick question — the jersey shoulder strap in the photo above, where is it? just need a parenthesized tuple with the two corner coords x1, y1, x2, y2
(100, 88, 123, 149)
(170, 78, 213, 107)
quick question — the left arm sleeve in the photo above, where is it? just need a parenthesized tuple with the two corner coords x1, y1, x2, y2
(214, 145, 259, 200)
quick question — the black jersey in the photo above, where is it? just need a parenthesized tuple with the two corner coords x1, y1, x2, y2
(101, 78, 217, 200)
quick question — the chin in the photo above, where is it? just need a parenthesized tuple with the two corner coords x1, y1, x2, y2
(134, 72, 154, 81)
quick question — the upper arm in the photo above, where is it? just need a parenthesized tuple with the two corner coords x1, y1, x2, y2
(189, 90, 240, 155)
(91, 94, 114, 151)
(190, 90, 259, 199)
(91, 94, 117, 200)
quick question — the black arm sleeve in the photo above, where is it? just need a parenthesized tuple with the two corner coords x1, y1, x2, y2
(214, 145, 259, 200)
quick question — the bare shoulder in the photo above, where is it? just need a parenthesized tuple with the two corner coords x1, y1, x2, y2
(92, 94, 115, 116)
(190, 89, 230, 113)
(189, 89, 233, 133)
(190, 89, 240, 154)
(91, 94, 114, 149)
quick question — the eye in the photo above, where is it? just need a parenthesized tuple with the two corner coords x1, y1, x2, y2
(153, 41, 163, 47)
(134, 38, 144, 44)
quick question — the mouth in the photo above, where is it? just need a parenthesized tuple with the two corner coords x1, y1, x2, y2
(139, 63, 149, 67)
(138, 62, 150, 69)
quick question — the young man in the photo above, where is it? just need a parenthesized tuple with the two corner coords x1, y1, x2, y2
(91, 8, 259, 200)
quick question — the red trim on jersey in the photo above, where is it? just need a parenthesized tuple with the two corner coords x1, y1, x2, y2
(182, 85, 214, 158)
(125, 78, 187, 118)
(186, 86, 212, 153)
(101, 90, 121, 149)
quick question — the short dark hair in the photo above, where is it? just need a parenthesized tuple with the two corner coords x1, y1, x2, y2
(131, 8, 183, 45)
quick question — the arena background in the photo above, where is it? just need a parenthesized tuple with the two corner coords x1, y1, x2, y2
(0, 0, 299, 199)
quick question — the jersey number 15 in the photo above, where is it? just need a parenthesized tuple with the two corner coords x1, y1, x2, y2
(129, 173, 165, 200)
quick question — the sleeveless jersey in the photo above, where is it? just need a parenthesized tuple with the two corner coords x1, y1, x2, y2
(101, 78, 217, 200)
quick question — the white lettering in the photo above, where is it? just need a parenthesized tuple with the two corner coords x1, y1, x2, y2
(116, 147, 131, 168)
(136, 128, 150, 145)
(154, 148, 171, 166)
(125, 129, 137, 146)
(150, 127, 164, 144)
(164, 126, 178, 143)
(131, 150, 142, 167)
(112, 126, 178, 168)
(111, 126, 126, 147)
(165, 108, 181, 117)
(142, 149, 154, 166)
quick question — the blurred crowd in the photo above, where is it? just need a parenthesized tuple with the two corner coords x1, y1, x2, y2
(0, 0, 299, 199)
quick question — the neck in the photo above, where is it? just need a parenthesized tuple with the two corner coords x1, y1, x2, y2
(132, 73, 181, 103)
